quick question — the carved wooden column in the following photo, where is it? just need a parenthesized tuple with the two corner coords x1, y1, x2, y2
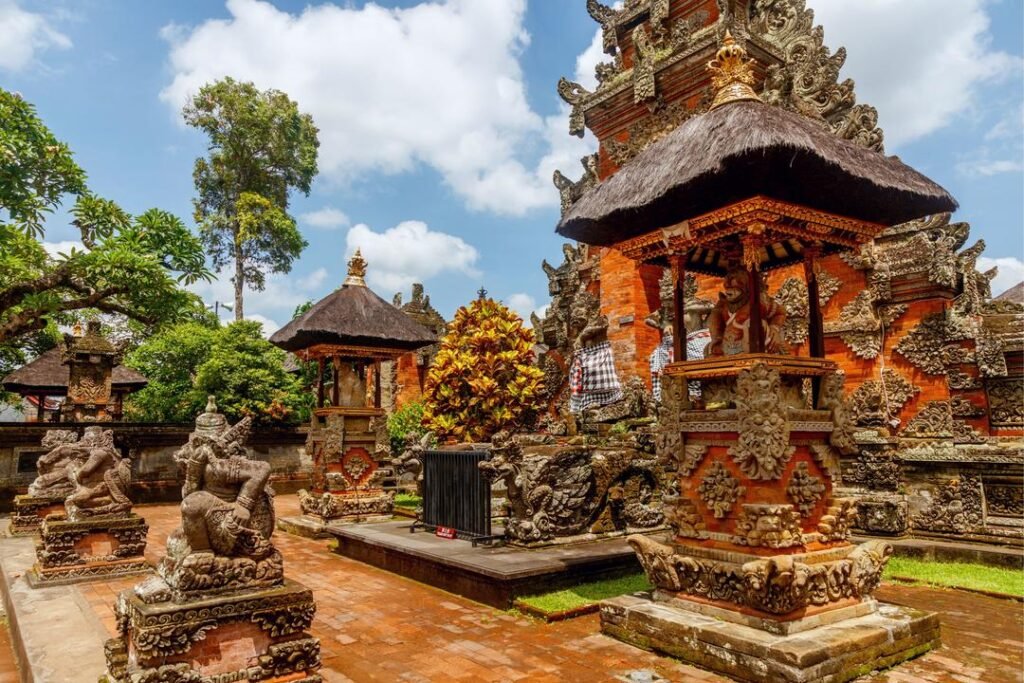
(672, 253, 687, 362)
(744, 238, 765, 353)
(316, 357, 325, 408)
(804, 244, 825, 358)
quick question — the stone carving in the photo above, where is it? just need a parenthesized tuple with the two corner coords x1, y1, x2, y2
(632, 25, 657, 103)
(947, 370, 981, 391)
(697, 461, 745, 518)
(987, 380, 1024, 427)
(985, 483, 1024, 517)
(895, 313, 973, 375)
(732, 504, 802, 548)
(35, 515, 147, 571)
(825, 289, 906, 359)
(752, 0, 885, 151)
(669, 442, 707, 478)
(605, 97, 710, 166)
(135, 398, 281, 603)
(479, 431, 664, 544)
(855, 497, 908, 535)
(817, 498, 856, 543)
(728, 363, 794, 480)
(553, 154, 599, 215)
(913, 475, 984, 534)
(392, 432, 431, 497)
(846, 369, 920, 428)
(808, 443, 841, 480)
(772, 275, 841, 345)
(848, 450, 901, 492)
(952, 419, 987, 445)
(63, 426, 132, 520)
(975, 326, 1009, 378)
(663, 492, 708, 539)
(709, 270, 787, 356)
(817, 370, 857, 456)
(628, 535, 894, 614)
(26, 429, 85, 498)
(902, 401, 954, 439)
(785, 462, 825, 515)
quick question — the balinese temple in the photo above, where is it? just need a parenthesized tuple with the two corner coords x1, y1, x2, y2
(270, 250, 436, 527)
(541, 0, 1024, 547)
(1, 321, 147, 422)
(561, 31, 955, 681)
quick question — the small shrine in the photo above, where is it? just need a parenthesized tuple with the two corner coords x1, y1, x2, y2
(104, 398, 321, 682)
(23, 425, 148, 585)
(559, 34, 957, 682)
(270, 250, 436, 528)
(1, 322, 148, 422)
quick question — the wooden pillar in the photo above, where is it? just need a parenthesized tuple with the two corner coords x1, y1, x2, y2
(671, 254, 686, 362)
(331, 356, 340, 407)
(804, 246, 825, 358)
(748, 267, 765, 354)
(316, 357, 325, 408)
(374, 360, 382, 410)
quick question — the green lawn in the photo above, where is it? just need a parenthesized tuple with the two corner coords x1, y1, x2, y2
(517, 573, 652, 614)
(394, 493, 421, 508)
(883, 556, 1024, 597)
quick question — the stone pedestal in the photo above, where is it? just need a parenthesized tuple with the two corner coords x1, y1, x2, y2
(601, 595, 939, 683)
(27, 513, 149, 586)
(103, 580, 321, 683)
(10, 494, 66, 536)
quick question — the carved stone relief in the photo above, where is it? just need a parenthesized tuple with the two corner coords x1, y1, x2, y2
(732, 504, 802, 548)
(786, 462, 825, 515)
(985, 482, 1024, 518)
(697, 461, 745, 518)
(895, 313, 973, 376)
(987, 380, 1024, 428)
(847, 369, 920, 428)
(728, 363, 794, 480)
(902, 401, 953, 439)
(913, 475, 984, 534)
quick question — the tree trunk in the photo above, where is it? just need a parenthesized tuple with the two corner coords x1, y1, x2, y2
(233, 235, 245, 321)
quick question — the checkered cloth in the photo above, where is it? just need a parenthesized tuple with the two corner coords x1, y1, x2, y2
(569, 341, 623, 413)
(686, 329, 711, 399)
(649, 337, 674, 402)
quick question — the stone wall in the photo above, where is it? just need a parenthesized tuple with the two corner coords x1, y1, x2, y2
(0, 422, 311, 510)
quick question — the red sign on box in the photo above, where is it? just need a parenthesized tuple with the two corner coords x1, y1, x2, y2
(435, 526, 457, 539)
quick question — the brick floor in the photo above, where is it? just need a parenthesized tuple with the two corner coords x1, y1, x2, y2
(15, 498, 1024, 682)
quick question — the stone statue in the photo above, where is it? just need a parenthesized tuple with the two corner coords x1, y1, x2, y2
(708, 269, 787, 355)
(26, 429, 85, 498)
(568, 291, 623, 413)
(136, 397, 281, 602)
(63, 426, 132, 520)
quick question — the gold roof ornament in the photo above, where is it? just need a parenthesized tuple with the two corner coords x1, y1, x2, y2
(344, 248, 368, 287)
(708, 31, 762, 110)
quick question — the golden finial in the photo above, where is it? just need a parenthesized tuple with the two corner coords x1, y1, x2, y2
(344, 248, 368, 287)
(708, 31, 761, 110)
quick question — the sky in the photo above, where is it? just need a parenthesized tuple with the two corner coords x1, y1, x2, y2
(2, 0, 1022, 336)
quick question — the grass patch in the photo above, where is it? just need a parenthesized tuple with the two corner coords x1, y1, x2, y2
(884, 556, 1024, 597)
(394, 493, 421, 509)
(518, 573, 651, 614)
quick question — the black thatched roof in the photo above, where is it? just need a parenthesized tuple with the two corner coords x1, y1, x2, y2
(558, 100, 957, 246)
(270, 282, 437, 353)
(2, 348, 148, 394)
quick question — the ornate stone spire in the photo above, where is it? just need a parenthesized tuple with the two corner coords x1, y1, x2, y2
(344, 248, 368, 287)
(708, 31, 762, 110)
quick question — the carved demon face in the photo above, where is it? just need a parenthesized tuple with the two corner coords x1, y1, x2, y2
(722, 271, 748, 304)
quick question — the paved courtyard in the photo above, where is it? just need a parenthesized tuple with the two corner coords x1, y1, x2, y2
(2, 497, 1022, 682)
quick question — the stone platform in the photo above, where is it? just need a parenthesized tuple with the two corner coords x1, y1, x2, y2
(327, 519, 651, 608)
(27, 514, 150, 587)
(9, 495, 65, 536)
(601, 594, 940, 683)
(278, 513, 391, 539)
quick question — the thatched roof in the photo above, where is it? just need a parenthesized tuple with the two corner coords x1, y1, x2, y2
(2, 348, 148, 394)
(558, 100, 957, 246)
(270, 256, 437, 354)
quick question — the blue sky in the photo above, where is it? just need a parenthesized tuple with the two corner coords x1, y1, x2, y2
(2, 0, 1022, 334)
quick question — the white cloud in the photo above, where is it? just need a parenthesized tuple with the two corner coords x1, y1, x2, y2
(956, 158, 1023, 177)
(160, 0, 583, 215)
(345, 220, 480, 292)
(0, 0, 71, 71)
(190, 266, 329, 325)
(42, 240, 84, 258)
(809, 0, 1021, 147)
(300, 207, 350, 230)
(243, 313, 282, 337)
(978, 256, 1024, 298)
(506, 292, 537, 324)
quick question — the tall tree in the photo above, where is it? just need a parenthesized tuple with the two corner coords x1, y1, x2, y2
(184, 78, 319, 320)
(0, 89, 212, 346)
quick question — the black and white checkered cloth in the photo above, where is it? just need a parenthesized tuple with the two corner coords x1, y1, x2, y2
(649, 337, 674, 402)
(570, 341, 623, 413)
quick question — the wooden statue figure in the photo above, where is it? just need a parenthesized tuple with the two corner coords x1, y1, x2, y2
(708, 269, 786, 356)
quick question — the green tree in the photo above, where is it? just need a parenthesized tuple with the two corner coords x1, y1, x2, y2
(125, 320, 309, 424)
(184, 78, 319, 320)
(0, 89, 212, 346)
(422, 297, 544, 442)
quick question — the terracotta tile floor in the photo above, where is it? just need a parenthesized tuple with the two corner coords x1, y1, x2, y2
(8, 497, 1024, 682)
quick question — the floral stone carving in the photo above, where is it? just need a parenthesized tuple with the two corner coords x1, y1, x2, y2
(913, 475, 984, 534)
(732, 504, 803, 549)
(104, 398, 321, 683)
(785, 462, 825, 515)
(902, 401, 954, 439)
(479, 431, 664, 544)
(698, 461, 745, 518)
(847, 369, 920, 428)
(728, 363, 794, 480)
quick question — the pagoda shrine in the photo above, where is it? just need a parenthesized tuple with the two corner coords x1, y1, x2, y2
(561, 32, 955, 682)
(270, 251, 436, 528)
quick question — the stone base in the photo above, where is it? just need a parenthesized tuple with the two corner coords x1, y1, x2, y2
(27, 513, 150, 586)
(10, 494, 65, 536)
(103, 579, 321, 683)
(505, 526, 668, 549)
(297, 488, 394, 523)
(601, 594, 939, 683)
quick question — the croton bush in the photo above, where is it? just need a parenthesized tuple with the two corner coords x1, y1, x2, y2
(422, 296, 544, 442)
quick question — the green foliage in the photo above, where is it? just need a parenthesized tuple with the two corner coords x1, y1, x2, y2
(184, 78, 319, 319)
(884, 557, 1024, 597)
(0, 87, 212, 347)
(422, 297, 544, 442)
(125, 320, 308, 424)
(387, 401, 429, 455)
(517, 573, 652, 615)
(394, 493, 422, 509)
